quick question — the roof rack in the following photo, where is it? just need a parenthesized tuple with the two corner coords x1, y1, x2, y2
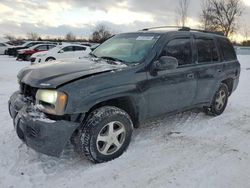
(141, 26, 187, 31)
(141, 26, 224, 36)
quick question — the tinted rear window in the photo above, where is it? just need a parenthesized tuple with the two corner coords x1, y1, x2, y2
(196, 38, 219, 63)
(218, 38, 237, 61)
(74, 46, 86, 51)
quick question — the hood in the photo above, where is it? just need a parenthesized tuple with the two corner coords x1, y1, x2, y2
(18, 57, 127, 88)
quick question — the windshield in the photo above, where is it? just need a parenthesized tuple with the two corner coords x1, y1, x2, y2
(92, 33, 161, 64)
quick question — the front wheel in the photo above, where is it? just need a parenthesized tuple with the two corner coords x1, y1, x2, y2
(73, 106, 133, 163)
(45, 57, 56, 62)
(205, 83, 229, 116)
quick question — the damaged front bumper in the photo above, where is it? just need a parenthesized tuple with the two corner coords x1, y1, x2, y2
(8, 91, 80, 157)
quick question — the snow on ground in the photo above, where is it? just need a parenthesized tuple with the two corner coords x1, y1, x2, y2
(0, 55, 250, 188)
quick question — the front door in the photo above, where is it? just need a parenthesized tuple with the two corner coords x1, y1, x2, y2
(146, 37, 197, 117)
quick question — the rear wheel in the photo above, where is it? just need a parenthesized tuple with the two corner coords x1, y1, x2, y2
(204, 83, 229, 116)
(73, 106, 133, 163)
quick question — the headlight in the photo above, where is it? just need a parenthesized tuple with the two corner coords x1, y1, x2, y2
(36, 89, 67, 115)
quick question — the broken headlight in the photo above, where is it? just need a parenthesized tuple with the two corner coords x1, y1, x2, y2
(36, 89, 67, 115)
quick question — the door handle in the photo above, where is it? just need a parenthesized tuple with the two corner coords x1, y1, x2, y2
(217, 69, 222, 73)
(187, 73, 194, 79)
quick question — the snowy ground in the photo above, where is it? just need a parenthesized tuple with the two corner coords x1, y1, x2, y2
(0, 55, 250, 188)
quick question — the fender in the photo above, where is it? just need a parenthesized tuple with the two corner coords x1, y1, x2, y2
(63, 83, 148, 122)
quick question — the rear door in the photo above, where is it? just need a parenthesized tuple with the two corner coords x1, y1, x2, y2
(193, 35, 222, 104)
(74, 46, 87, 57)
(146, 35, 197, 117)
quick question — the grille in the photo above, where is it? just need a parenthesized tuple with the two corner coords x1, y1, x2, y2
(20, 83, 38, 101)
(26, 126, 40, 138)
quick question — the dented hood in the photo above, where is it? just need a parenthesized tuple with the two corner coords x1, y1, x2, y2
(18, 58, 126, 88)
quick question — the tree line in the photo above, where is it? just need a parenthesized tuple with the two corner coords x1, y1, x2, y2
(4, 24, 112, 44)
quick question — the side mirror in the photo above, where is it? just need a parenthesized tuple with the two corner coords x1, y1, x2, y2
(152, 56, 178, 71)
(58, 50, 64, 53)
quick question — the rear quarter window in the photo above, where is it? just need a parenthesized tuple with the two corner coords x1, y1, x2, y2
(218, 38, 237, 61)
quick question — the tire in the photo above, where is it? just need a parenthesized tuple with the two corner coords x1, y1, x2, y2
(205, 83, 229, 116)
(73, 106, 133, 163)
(45, 57, 56, 62)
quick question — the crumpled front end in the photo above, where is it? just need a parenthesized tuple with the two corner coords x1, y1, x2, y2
(8, 91, 79, 157)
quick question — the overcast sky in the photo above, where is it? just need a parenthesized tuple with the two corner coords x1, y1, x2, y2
(0, 0, 250, 40)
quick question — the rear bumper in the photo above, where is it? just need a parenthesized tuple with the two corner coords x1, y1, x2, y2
(232, 76, 240, 93)
(8, 91, 79, 157)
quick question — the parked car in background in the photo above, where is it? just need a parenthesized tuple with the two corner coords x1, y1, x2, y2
(17, 44, 56, 61)
(6, 41, 56, 56)
(7, 40, 26, 46)
(30, 43, 91, 64)
(0, 43, 13, 55)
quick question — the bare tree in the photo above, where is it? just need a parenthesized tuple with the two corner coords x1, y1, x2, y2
(176, 0, 190, 27)
(4, 34, 16, 41)
(26, 32, 40, 40)
(65, 32, 76, 41)
(90, 24, 112, 43)
(200, 0, 243, 37)
(242, 22, 249, 41)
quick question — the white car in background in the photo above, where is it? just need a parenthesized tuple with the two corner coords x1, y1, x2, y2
(30, 43, 91, 64)
(0, 43, 12, 55)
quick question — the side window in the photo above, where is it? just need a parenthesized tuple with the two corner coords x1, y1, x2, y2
(74, 46, 86, 51)
(47, 45, 55, 50)
(161, 38, 192, 66)
(62, 46, 74, 52)
(196, 38, 219, 63)
(0, 43, 6, 47)
(35, 45, 47, 51)
(26, 43, 35, 48)
(218, 38, 237, 61)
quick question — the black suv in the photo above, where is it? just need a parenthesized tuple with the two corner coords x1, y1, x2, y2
(8, 27, 240, 163)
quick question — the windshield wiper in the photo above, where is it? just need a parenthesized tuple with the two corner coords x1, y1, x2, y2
(100, 56, 127, 65)
(89, 53, 97, 58)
